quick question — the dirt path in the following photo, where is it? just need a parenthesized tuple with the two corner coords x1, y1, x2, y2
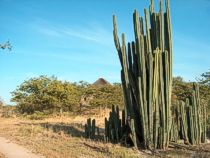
(0, 137, 44, 158)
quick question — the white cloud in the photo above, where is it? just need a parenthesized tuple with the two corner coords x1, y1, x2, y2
(33, 19, 113, 46)
(38, 27, 61, 37)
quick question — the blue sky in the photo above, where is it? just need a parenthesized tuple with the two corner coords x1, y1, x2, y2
(0, 0, 210, 104)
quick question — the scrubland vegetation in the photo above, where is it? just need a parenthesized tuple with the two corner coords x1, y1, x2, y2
(0, 60, 209, 157)
(3, 74, 209, 121)
(10, 75, 123, 115)
(0, 0, 210, 157)
(0, 70, 209, 158)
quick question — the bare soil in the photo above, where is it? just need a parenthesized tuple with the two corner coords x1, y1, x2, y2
(0, 137, 44, 158)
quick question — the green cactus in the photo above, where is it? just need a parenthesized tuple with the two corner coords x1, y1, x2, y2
(104, 106, 123, 143)
(84, 0, 207, 149)
(91, 119, 96, 139)
(84, 118, 100, 140)
(113, 0, 173, 149)
(87, 118, 91, 138)
(169, 84, 206, 145)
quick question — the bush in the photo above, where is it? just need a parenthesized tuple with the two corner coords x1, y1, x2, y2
(82, 84, 124, 109)
(26, 111, 46, 120)
(11, 75, 81, 114)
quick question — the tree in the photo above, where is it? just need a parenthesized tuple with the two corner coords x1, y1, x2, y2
(78, 82, 124, 110)
(172, 76, 192, 102)
(198, 69, 210, 85)
(0, 41, 12, 51)
(197, 70, 210, 113)
(88, 84, 124, 109)
(11, 75, 81, 114)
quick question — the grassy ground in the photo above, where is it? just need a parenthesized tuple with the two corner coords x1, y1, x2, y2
(0, 109, 151, 158)
(0, 109, 210, 158)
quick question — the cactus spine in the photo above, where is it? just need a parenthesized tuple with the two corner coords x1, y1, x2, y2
(113, 0, 172, 149)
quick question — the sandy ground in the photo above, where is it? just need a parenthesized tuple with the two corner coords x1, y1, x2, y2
(0, 152, 5, 158)
(0, 137, 44, 158)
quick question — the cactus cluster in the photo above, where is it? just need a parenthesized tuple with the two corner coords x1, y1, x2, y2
(85, 118, 100, 139)
(104, 105, 124, 143)
(84, 0, 207, 150)
(170, 83, 207, 145)
(113, 0, 172, 149)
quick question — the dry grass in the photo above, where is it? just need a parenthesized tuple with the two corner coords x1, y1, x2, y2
(0, 109, 150, 158)
(1, 108, 210, 158)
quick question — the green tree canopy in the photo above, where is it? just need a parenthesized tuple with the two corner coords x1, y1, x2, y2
(198, 70, 210, 112)
(86, 84, 124, 109)
(172, 76, 192, 103)
(11, 75, 81, 114)
(11, 76, 124, 114)
(198, 69, 210, 85)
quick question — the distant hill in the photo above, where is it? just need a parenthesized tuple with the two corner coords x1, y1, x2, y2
(92, 78, 110, 87)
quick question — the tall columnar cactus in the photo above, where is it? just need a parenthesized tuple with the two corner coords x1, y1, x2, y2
(188, 83, 206, 144)
(113, 0, 172, 149)
(169, 83, 207, 145)
(201, 100, 207, 143)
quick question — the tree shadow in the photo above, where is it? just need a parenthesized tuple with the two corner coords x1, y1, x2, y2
(40, 122, 85, 137)
(39, 122, 104, 140)
(18, 121, 105, 140)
